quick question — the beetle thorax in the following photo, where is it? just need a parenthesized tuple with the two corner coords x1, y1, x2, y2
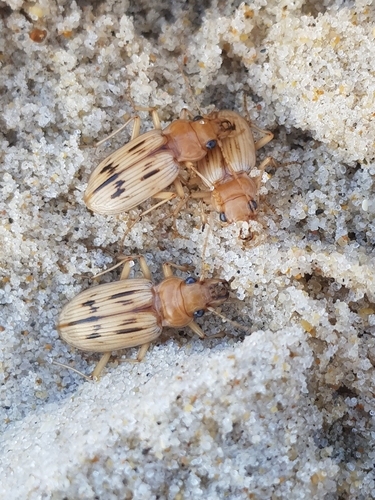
(212, 173, 259, 223)
(162, 120, 211, 162)
(162, 117, 234, 163)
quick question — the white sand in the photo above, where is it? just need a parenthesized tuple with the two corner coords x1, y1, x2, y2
(1, 0, 375, 498)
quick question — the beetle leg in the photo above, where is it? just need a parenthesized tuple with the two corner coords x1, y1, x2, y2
(115, 341, 151, 366)
(154, 178, 187, 231)
(171, 195, 191, 230)
(250, 124, 274, 151)
(179, 108, 201, 120)
(150, 191, 177, 202)
(172, 177, 185, 199)
(136, 342, 151, 361)
(130, 178, 186, 235)
(253, 156, 278, 191)
(91, 352, 112, 380)
(188, 321, 206, 339)
(190, 190, 212, 202)
(91, 344, 150, 380)
(116, 254, 152, 280)
(137, 256, 152, 280)
(242, 94, 273, 151)
(189, 191, 211, 231)
(119, 193, 178, 249)
(185, 161, 214, 189)
(128, 104, 162, 131)
(91, 254, 151, 281)
(150, 108, 162, 130)
(116, 341, 152, 366)
(118, 260, 132, 280)
(162, 262, 193, 278)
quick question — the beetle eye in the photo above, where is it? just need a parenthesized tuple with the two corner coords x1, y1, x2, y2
(219, 212, 227, 222)
(206, 139, 217, 150)
(194, 309, 205, 318)
(185, 277, 196, 285)
(248, 200, 257, 211)
(193, 115, 203, 121)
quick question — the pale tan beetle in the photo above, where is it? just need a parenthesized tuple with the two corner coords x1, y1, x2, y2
(57, 255, 230, 379)
(84, 108, 235, 217)
(191, 109, 274, 228)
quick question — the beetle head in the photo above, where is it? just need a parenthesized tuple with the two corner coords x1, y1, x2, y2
(212, 174, 259, 224)
(190, 115, 235, 153)
(181, 277, 230, 317)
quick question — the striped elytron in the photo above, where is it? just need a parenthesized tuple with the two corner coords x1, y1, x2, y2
(84, 108, 235, 216)
(192, 110, 274, 226)
(57, 256, 230, 379)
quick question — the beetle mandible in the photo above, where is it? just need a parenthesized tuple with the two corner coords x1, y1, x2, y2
(191, 109, 274, 228)
(84, 108, 235, 217)
(57, 255, 230, 379)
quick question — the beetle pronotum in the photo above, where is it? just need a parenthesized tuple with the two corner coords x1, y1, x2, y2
(57, 255, 231, 379)
(84, 108, 235, 218)
(191, 109, 274, 228)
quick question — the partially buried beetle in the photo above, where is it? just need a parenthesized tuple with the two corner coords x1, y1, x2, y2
(57, 255, 230, 379)
(84, 108, 235, 217)
(191, 109, 274, 231)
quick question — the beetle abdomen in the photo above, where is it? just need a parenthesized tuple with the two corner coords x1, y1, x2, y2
(58, 278, 161, 352)
(84, 130, 179, 214)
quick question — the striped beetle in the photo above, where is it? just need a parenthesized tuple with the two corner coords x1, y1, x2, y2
(84, 108, 235, 217)
(191, 110, 274, 230)
(57, 255, 230, 379)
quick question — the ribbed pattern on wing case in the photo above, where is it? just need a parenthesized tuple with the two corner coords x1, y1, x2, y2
(58, 278, 161, 351)
(85, 130, 179, 214)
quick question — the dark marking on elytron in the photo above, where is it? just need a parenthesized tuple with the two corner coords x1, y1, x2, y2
(100, 162, 116, 175)
(110, 290, 137, 300)
(120, 317, 140, 326)
(128, 139, 146, 153)
(67, 315, 103, 326)
(83, 300, 95, 307)
(116, 327, 144, 335)
(93, 173, 119, 194)
(86, 332, 102, 339)
(142, 162, 154, 171)
(111, 179, 126, 199)
(112, 298, 135, 307)
(141, 169, 160, 181)
(82, 299, 99, 313)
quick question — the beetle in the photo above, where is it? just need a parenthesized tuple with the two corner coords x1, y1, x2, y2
(190, 109, 274, 229)
(83, 108, 235, 217)
(57, 255, 230, 379)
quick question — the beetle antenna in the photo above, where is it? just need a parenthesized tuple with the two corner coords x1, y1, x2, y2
(206, 307, 252, 333)
(200, 218, 213, 282)
(175, 58, 202, 115)
(91, 259, 128, 278)
(52, 360, 93, 382)
(243, 93, 251, 123)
